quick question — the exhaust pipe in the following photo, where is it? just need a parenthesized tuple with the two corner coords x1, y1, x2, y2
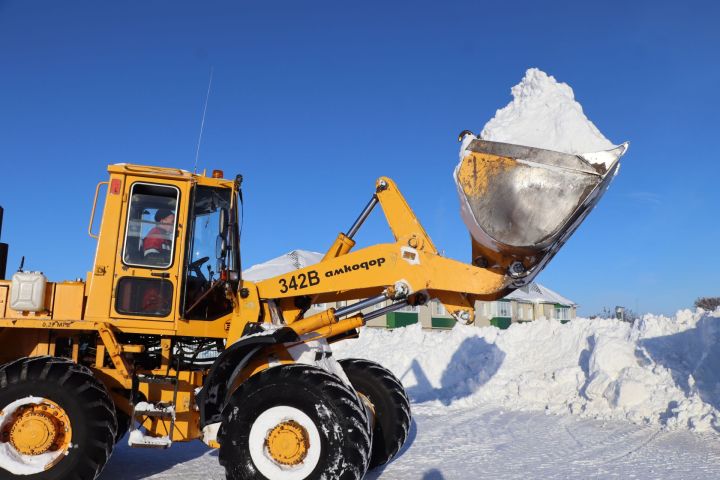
(0, 206, 7, 280)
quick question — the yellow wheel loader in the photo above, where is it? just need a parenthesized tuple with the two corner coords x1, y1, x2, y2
(0, 136, 627, 479)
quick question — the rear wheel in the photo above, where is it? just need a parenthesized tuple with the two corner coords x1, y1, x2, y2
(0, 356, 117, 479)
(339, 358, 411, 469)
(218, 364, 371, 480)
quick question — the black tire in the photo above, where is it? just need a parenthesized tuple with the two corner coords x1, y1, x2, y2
(0, 356, 117, 480)
(339, 358, 411, 469)
(218, 364, 371, 480)
(114, 409, 131, 444)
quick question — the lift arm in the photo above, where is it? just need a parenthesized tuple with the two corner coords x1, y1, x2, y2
(255, 177, 507, 322)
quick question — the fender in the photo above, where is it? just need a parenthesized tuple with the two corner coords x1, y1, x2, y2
(197, 326, 299, 427)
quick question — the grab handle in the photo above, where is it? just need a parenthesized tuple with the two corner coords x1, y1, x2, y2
(88, 181, 108, 239)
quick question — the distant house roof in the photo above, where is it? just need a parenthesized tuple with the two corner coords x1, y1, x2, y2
(243, 250, 324, 281)
(504, 282, 576, 306)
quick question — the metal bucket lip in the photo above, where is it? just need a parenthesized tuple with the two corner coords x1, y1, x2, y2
(465, 139, 627, 176)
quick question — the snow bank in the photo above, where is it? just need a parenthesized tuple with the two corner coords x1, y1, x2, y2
(334, 309, 720, 433)
(243, 250, 323, 282)
(460, 68, 618, 169)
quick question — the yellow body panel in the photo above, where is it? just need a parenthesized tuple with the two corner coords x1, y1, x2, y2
(0, 285, 7, 317)
(51, 282, 85, 319)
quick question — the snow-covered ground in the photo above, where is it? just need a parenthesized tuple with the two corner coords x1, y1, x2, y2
(100, 310, 720, 479)
(101, 406, 720, 479)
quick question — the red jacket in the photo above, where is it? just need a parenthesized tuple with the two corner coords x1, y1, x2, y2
(143, 227, 171, 256)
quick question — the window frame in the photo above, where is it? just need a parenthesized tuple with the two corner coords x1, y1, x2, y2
(179, 185, 237, 321)
(114, 276, 174, 318)
(496, 300, 511, 318)
(517, 301, 533, 321)
(121, 181, 181, 270)
(555, 305, 570, 321)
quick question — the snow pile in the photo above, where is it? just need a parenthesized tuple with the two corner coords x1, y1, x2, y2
(334, 309, 720, 433)
(461, 68, 614, 154)
(459, 68, 619, 169)
(243, 250, 323, 281)
(483, 68, 614, 153)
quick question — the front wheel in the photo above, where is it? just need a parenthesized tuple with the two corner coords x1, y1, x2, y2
(0, 356, 117, 479)
(218, 364, 371, 480)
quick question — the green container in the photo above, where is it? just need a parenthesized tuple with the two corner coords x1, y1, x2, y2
(431, 317, 456, 329)
(490, 317, 512, 329)
(386, 312, 418, 329)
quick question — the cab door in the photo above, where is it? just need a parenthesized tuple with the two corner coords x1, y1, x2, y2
(111, 178, 188, 323)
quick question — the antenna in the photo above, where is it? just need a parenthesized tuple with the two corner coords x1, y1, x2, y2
(193, 67, 214, 174)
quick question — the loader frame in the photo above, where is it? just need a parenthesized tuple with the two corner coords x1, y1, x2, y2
(0, 164, 510, 446)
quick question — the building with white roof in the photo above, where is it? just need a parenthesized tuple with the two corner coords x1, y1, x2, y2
(474, 283, 577, 329)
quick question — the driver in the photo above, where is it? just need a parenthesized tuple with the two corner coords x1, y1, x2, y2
(143, 209, 175, 264)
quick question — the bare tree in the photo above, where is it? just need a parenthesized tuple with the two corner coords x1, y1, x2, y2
(592, 306, 638, 322)
(621, 308, 640, 322)
(694, 297, 720, 311)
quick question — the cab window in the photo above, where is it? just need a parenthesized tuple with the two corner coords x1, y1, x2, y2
(182, 186, 234, 320)
(115, 277, 173, 317)
(122, 183, 179, 268)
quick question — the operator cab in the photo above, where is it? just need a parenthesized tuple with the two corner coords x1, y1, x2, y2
(86, 165, 241, 324)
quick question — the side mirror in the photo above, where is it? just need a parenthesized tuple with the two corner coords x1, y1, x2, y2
(215, 234, 227, 260)
(219, 207, 229, 237)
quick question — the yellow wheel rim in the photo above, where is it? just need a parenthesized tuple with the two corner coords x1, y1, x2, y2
(265, 420, 310, 466)
(2, 399, 72, 461)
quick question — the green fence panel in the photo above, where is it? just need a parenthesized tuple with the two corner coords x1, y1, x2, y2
(431, 317, 456, 329)
(490, 317, 512, 329)
(386, 312, 419, 329)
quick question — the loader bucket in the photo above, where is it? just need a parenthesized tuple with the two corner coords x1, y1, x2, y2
(455, 139, 628, 288)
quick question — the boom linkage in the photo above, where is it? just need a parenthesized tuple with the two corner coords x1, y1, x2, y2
(255, 177, 508, 325)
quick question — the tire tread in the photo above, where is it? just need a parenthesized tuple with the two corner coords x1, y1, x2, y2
(218, 364, 371, 480)
(0, 356, 117, 480)
(339, 358, 412, 469)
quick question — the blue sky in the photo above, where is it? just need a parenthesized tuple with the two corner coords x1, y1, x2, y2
(0, 1, 718, 316)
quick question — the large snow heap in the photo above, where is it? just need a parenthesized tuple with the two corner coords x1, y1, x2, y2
(334, 309, 720, 433)
(467, 68, 614, 153)
(460, 67, 620, 172)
